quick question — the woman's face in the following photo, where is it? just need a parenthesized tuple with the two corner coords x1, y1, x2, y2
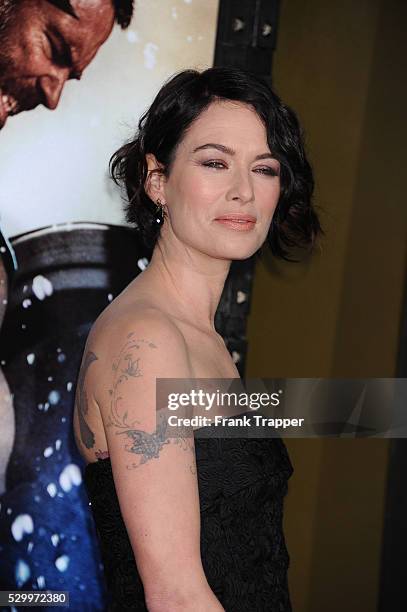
(158, 100, 281, 261)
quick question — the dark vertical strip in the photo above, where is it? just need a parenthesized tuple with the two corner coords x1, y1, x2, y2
(379, 264, 407, 608)
(212, 1, 281, 376)
(213, 0, 280, 80)
(378, 438, 407, 611)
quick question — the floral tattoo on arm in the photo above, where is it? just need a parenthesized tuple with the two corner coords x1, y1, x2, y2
(106, 332, 195, 471)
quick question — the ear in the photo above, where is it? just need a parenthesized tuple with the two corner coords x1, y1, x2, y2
(145, 154, 166, 204)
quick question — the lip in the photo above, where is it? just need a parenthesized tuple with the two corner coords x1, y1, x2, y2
(215, 214, 257, 223)
(215, 218, 256, 231)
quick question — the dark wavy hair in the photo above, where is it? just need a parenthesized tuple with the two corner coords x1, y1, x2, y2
(47, 0, 134, 28)
(110, 67, 323, 260)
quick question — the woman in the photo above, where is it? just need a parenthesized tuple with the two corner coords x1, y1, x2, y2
(74, 67, 321, 611)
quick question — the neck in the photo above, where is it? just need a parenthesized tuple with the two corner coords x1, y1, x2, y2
(140, 233, 231, 333)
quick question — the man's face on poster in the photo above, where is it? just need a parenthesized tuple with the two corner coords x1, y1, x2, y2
(0, 0, 115, 129)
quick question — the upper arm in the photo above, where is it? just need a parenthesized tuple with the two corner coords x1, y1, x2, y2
(82, 311, 205, 598)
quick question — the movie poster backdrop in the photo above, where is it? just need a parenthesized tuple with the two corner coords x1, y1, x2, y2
(0, 1, 220, 609)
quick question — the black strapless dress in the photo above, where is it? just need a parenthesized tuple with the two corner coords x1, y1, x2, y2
(84, 420, 294, 612)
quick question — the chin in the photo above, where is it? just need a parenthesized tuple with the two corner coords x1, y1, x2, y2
(212, 243, 261, 261)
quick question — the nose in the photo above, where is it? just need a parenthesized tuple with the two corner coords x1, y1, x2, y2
(38, 71, 69, 110)
(226, 167, 255, 204)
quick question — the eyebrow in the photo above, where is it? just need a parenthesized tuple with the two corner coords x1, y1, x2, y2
(46, 0, 79, 20)
(192, 143, 276, 161)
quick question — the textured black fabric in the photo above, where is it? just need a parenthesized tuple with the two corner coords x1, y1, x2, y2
(84, 428, 294, 612)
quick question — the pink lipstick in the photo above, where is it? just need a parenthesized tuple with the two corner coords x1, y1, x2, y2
(215, 214, 256, 231)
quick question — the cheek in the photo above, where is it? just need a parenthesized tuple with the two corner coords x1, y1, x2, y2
(257, 180, 281, 217)
(4, 26, 46, 74)
(167, 168, 222, 213)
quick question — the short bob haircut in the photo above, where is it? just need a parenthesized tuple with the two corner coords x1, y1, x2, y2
(110, 67, 322, 260)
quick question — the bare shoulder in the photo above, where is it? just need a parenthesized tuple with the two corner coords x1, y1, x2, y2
(91, 299, 180, 337)
(73, 301, 196, 468)
(73, 301, 194, 461)
(80, 303, 192, 405)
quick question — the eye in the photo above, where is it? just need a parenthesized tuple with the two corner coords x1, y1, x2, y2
(45, 33, 63, 64)
(253, 166, 280, 177)
(44, 33, 55, 61)
(44, 32, 70, 68)
(202, 160, 227, 169)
